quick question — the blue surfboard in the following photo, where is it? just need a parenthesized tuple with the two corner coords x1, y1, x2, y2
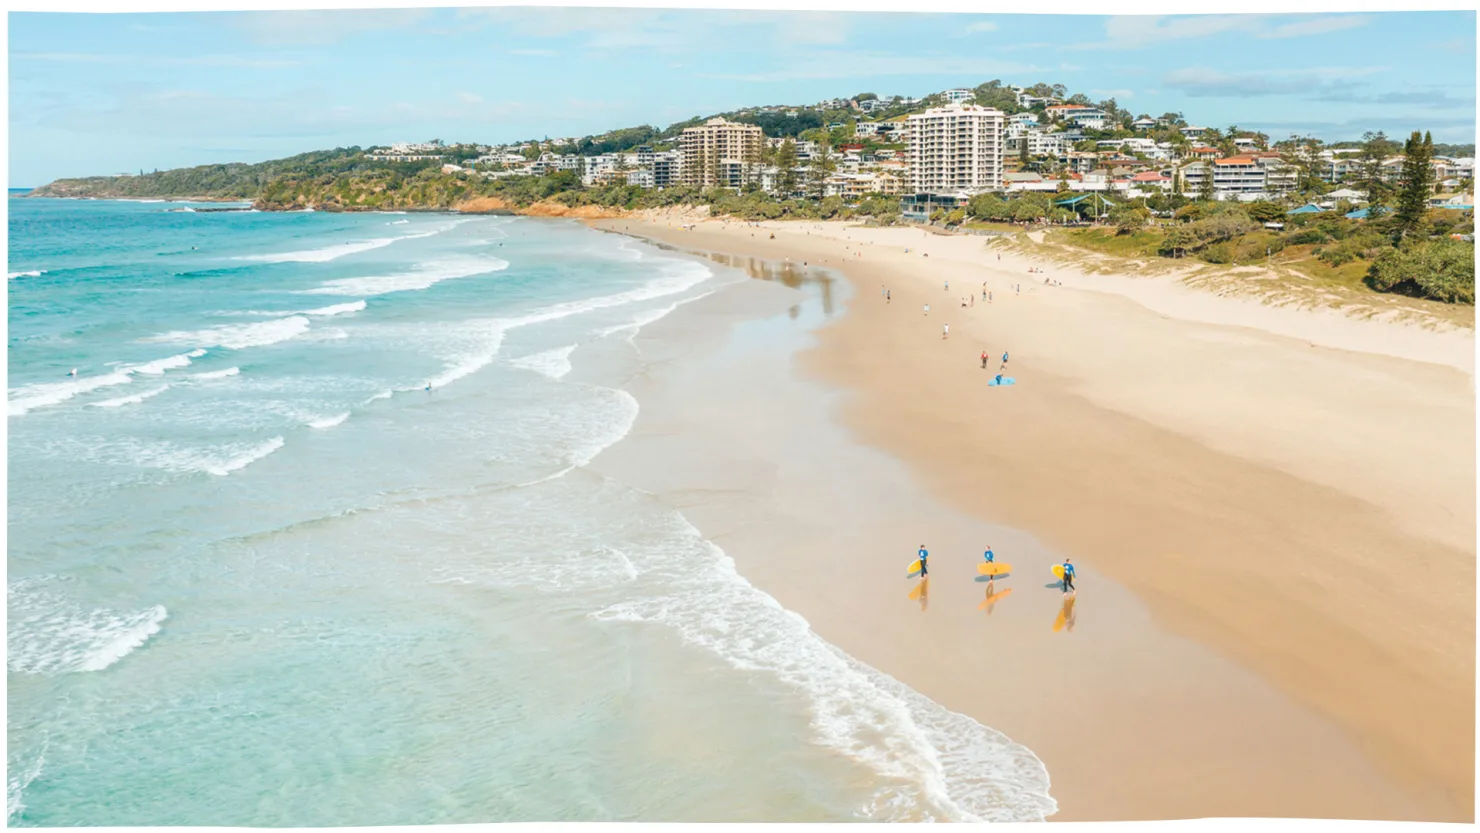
(988, 376, 1016, 387)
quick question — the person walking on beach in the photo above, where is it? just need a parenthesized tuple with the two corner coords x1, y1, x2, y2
(1061, 558, 1076, 593)
(983, 546, 995, 564)
(1000, 350, 1009, 369)
(924, 303, 930, 315)
(944, 280, 949, 291)
(918, 545, 929, 577)
(886, 289, 891, 303)
(981, 350, 988, 369)
(942, 323, 950, 339)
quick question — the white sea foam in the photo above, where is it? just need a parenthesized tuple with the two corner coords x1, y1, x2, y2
(509, 344, 576, 380)
(8, 270, 45, 279)
(301, 255, 508, 297)
(91, 386, 169, 408)
(302, 300, 367, 317)
(589, 514, 1057, 823)
(8, 578, 168, 676)
(193, 366, 241, 380)
(9, 350, 205, 416)
(147, 316, 311, 350)
(234, 224, 457, 263)
(7, 748, 44, 823)
(307, 412, 350, 429)
(426, 328, 507, 389)
(504, 259, 714, 333)
(568, 387, 638, 467)
(389, 219, 410, 225)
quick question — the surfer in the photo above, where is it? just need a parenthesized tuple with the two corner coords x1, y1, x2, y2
(917, 544, 929, 577)
(424, 383, 432, 392)
(994, 373, 1004, 385)
(67, 368, 77, 377)
(983, 546, 995, 564)
(1061, 558, 1076, 593)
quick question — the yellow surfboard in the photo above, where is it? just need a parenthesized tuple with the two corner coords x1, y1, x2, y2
(1051, 564, 1065, 580)
(908, 578, 929, 601)
(907, 559, 922, 576)
(978, 586, 1013, 611)
(977, 562, 1012, 577)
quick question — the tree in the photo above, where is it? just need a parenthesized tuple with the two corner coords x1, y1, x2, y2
(1368, 238, 1474, 303)
(1019, 137, 1030, 167)
(1197, 164, 1216, 203)
(806, 141, 836, 199)
(1357, 130, 1399, 204)
(775, 139, 800, 197)
(1246, 201, 1286, 224)
(1394, 130, 1435, 240)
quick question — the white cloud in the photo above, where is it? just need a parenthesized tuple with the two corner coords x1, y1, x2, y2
(702, 52, 1039, 82)
(1259, 15, 1371, 39)
(1080, 14, 1373, 51)
(13, 52, 300, 68)
(228, 10, 431, 47)
(1163, 65, 1384, 98)
(963, 21, 998, 34)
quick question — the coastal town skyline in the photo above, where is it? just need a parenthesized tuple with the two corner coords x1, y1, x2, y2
(10, 8, 1476, 185)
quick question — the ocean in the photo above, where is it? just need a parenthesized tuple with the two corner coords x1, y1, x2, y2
(7, 197, 1055, 824)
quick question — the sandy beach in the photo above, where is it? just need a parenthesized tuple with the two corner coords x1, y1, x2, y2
(589, 215, 1475, 822)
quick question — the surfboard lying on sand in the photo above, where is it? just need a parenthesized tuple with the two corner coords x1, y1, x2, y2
(907, 559, 923, 577)
(977, 562, 1013, 577)
(987, 377, 1016, 387)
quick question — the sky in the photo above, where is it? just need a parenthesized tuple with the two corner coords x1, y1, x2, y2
(8, 7, 1477, 185)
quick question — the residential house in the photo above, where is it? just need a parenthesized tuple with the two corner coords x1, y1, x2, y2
(1131, 117, 1158, 131)
(941, 89, 976, 104)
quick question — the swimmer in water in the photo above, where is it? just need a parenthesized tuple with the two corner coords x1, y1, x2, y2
(68, 368, 77, 377)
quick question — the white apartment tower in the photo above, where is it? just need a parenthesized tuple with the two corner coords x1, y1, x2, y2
(905, 103, 1006, 194)
(680, 117, 765, 189)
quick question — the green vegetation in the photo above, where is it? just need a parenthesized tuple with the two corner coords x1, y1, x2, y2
(27, 148, 391, 200)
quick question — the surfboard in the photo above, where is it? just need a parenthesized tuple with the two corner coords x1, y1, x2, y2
(987, 377, 1016, 387)
(907, 559, 922, 577)
(978, 587, 1013, 610)
(908, 578, 929, 601)
(1051, 564, 1065, 580)
(977, 562, 1013, 577)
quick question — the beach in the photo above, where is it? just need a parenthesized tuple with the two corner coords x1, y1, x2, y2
(589, 215, 1476, 822)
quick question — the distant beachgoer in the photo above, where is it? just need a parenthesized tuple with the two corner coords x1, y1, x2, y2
(67, 368, 77, 377)
(944, 280, 949, 291)
(981, 351, 988, 368)
(924, 303, 930, 315)
(425, 383, 432, 392)
(882, 285, 886, 298)
(994, 373, 1004, 385)
(1061, 559, 1076, 593)
(918, 545, 929, 577)
(887, 290, 891, 303)
(983, 547, 995, 564)
(1001, 350, 1009, 367)
(943, 323, 950, 339)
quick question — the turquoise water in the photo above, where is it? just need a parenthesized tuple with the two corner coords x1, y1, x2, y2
(7, 198, 1054, 824)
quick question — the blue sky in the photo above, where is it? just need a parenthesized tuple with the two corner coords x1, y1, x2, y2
(9, 8, 1476, 185)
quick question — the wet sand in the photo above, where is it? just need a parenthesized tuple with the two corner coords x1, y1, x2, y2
(588, 217, 1475, 822)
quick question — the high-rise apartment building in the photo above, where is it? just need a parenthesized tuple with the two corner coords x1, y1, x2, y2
(680, 118, 765, 189)
(905, 104, 1006, 194)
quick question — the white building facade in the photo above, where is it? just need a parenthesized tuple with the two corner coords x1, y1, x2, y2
(905, 103, 1006, 194)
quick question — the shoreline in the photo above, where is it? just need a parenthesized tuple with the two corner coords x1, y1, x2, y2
(589, 216, 1474, 821)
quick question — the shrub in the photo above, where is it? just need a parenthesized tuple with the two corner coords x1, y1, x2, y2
(1286, 229, 1329, 246)
(1199, 242, 1234, 264)
(1368, 239, 1476, 303)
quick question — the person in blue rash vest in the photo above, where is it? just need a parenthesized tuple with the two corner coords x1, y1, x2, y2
(1061, 558, 1076, 593)
(917, 544, 929, 577)
(983, 546, 995, 564)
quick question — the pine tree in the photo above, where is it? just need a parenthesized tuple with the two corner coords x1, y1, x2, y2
(1197, 163, 1215, 203)
(1395, 130, 1435, 239)
(775, 139, 800, 197)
